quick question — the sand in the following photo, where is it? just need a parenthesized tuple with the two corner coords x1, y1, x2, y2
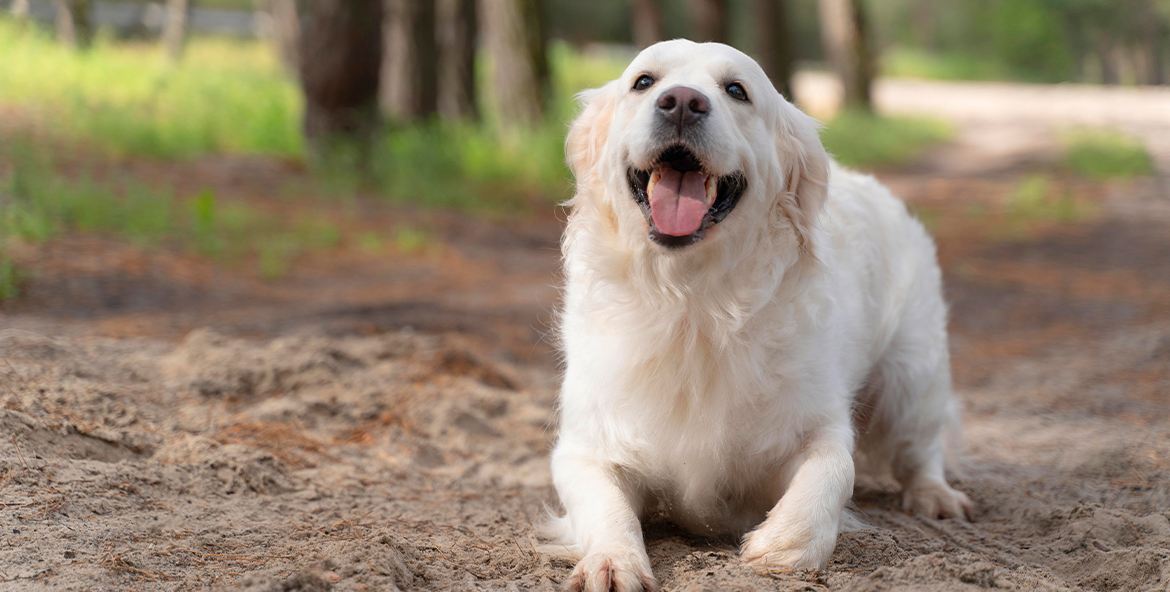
(1, 300, 1168, 591)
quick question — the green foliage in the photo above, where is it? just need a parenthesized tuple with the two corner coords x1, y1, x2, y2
(871, 0, 1164, 84)
(0, 251, 20, 301)
(0, 18, 302, 158)
(1005, 175, 1082, 223)
(0, 22, 630, 211)
(820, 112, 953, 168)
(988, 0, 1074, 82)
(0, 140, 353, 283)
(0, 144, 176, 247)
(367, 122, 570, 212)
(357, 231, 384, 253)
(993, 174, 1091, 240)
(1063, 130, 1155, 179)
(883, 48, 1017, 82)
(392, 226, 432, 255)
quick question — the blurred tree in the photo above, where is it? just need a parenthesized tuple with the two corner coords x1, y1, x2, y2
(690, 0, 728, 43)
(54, 0, 94, 49)
(11, 0, 30, 26)
(546, 0, 631, 45)
(631, 0, 662, 48)
(818, 0, 873, 111)
(163, 0, 191, 61)
(382, 0, 439, 122)
(438, 0, 479, 120)
(481, 0, 550, 128)
(754, 0, 796, 98)
(256, 0, 301, 78)
(908, 0, 936, 50)
(299, 0, 384, 159)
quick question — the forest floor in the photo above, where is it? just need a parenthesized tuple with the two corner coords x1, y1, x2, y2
(2, 80, 1170, 591)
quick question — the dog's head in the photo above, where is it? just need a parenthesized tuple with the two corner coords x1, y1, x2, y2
(566, 40, 828, 255)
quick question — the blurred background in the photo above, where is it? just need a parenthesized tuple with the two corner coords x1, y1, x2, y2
(0, 0, 1167, 304)
(2, 2, 1170, 590)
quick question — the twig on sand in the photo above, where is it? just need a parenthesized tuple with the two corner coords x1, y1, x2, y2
(100, 554, 174, 582)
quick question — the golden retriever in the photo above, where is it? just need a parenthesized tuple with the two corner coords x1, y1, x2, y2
(550, 40, 972, 592)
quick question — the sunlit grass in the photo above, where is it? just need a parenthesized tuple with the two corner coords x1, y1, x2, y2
(1005, 175, 1082, 223)
(0, 19, 303, 158)
(820, 111, 953, 168)
(0, 140, 348, 287)
(0, 18, 630, 211)
(0, 250, 19, 300)
(882, 47, 1017, 82)
(988, 174, 1095, 240)
(1063, 130, 1154, 179)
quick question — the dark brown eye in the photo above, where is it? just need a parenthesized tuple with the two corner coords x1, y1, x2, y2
(633, 75, 655, 92)
(726, 82, 748, 101)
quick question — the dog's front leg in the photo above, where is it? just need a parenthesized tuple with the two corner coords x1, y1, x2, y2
(552, 446, 657, 592)
(741, 425, 854, 569)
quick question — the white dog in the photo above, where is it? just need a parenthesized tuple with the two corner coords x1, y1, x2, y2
(550, 40, 972, 592)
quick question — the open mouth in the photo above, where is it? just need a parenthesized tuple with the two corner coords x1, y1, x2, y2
(627, 145, 747, 248)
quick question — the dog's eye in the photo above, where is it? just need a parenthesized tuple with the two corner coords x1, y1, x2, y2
(725, 82, 749, 102)
(632, 75, 655, 92)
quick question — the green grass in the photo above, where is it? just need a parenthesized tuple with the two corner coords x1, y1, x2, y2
(0, 140, 349, 287)
(820, 111, 953, 168)
(0, 18, 302, 158)
(989, 174, 1092, 240)
(0, 250, 19, 300)
(883, 47, 1017, 82)
(1005, 175, 1082, 223)
(392, 226, 432, 255)
(0, 19, 628, 211)
(1063, 130, 1154, 179)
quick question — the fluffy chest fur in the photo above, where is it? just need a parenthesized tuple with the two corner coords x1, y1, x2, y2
(558, 226, 845, 525)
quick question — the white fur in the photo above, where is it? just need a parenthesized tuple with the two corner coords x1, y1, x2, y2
(551, 40, 972, 592)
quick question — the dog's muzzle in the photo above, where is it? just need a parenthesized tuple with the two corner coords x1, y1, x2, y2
(627, 145, 747, 248)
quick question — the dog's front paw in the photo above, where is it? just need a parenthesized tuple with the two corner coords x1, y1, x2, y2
(903, 481, 974, 521)
(566, 550, 658, 592)
(741, 522, 838, 569)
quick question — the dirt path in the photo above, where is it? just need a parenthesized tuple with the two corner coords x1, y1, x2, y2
(797, 72, 1170, 180)
(3, 81, 1170, 591)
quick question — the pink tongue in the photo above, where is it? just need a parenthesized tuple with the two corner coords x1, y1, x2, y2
(649, 168, 710, 236)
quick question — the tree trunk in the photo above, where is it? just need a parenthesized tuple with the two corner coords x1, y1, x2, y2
(754, 0, 796, 99)
(1154, 34, 1167, 86)
(437, 0, 478, 120)
(11, 0, 30, 25)
(909, 0, 935, 50)
(817, 0, 874, 112)
(256, 0, 301, 77)
(381, 0, 439, 122)
(689, 0, 728, 43)
(163, 0, 190, 62)
(55, 0, 94, 49)
(480, 0, 548, 129)
(630, 0, 661, 49)
(299, 0, 384, 159)
(1145, 26, 1166, 86)
(1099, 41, 1119, 85)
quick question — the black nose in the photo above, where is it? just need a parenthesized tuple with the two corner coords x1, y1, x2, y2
(656, 85, 710, 129)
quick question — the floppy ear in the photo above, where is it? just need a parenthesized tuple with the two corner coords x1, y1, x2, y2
(774, 103, 830, 253)
(565, 82, 619, 187)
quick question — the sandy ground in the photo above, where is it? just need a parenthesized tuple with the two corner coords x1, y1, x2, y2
(3, 80, 1170, 591)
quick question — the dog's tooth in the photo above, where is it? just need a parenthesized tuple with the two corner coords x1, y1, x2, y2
(705, 176, 716, 203)
(647, 170, 660, 197)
